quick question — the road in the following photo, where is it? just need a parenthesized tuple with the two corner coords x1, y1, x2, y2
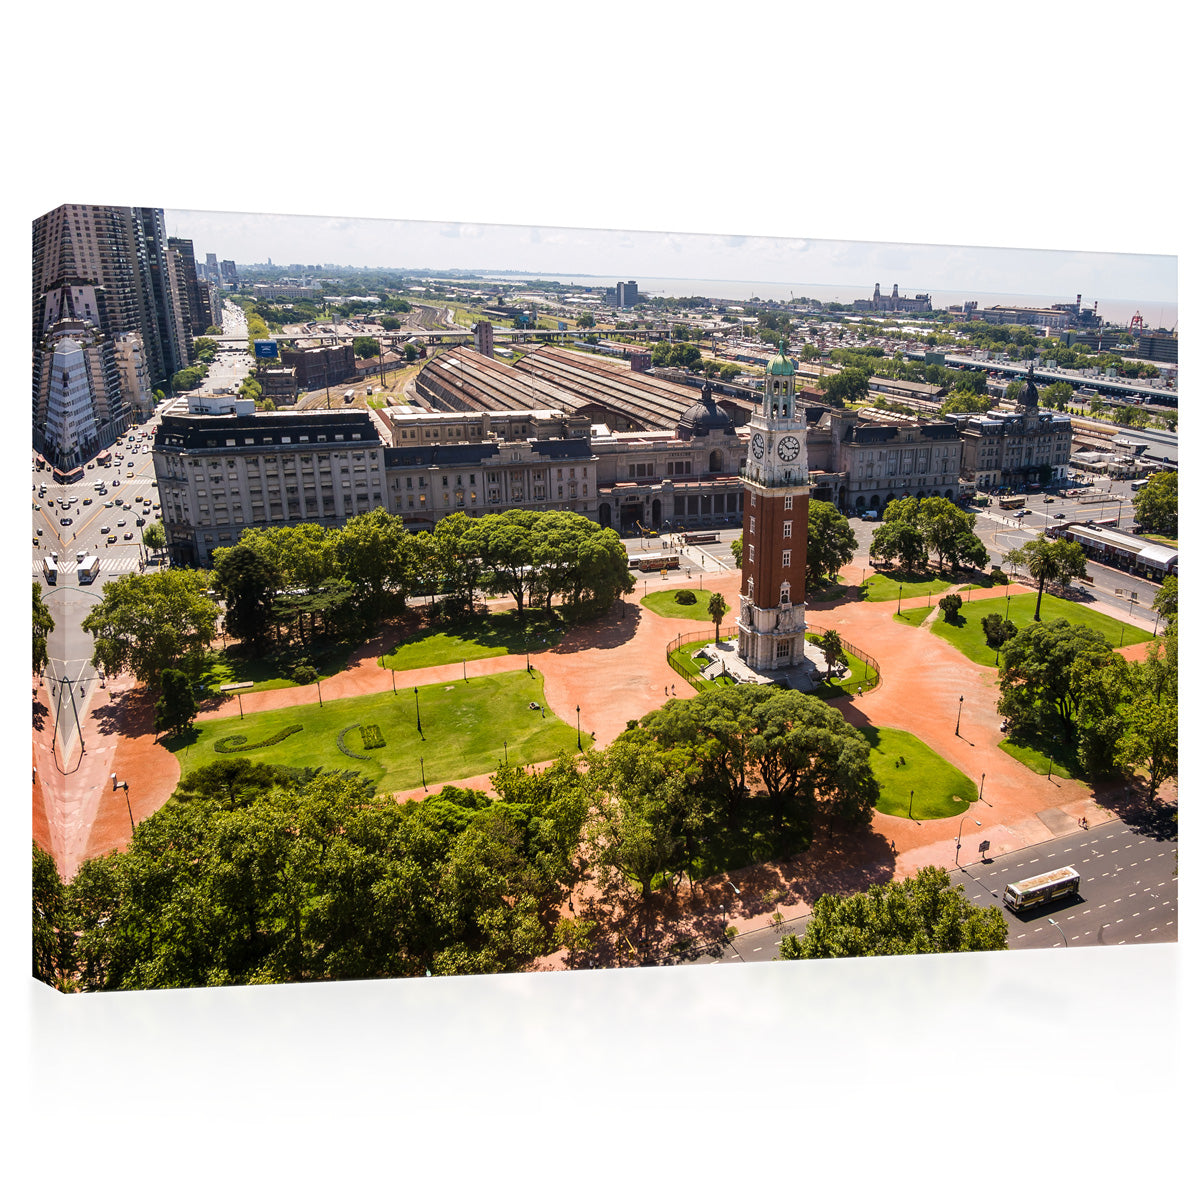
(700, 814, 1176, 963)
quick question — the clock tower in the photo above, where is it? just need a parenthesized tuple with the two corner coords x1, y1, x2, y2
(737, 342, 811, 673)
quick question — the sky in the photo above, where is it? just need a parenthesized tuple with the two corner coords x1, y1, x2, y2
(166, 206, 1177, 306)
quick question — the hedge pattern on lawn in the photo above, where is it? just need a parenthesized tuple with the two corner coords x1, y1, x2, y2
(214, 724, 303, 754)
(360, 723, 386, 750)
(336, 723, 372, 761)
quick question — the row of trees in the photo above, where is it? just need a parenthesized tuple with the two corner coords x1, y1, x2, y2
(1133, 470, 1176, 537)
(869, 497, 988, 575)
(79, 508, 635, 692)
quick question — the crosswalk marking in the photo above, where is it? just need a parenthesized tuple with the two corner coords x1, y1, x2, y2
(32, 555, 140, 576)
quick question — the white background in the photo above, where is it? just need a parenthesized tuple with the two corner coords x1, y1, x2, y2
(4, 3, 1189, 1193)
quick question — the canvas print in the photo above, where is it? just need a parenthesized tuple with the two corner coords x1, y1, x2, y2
(30, 206, 1178, 992)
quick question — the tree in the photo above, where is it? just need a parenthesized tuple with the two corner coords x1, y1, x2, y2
(914, 497, 977, 573)
(998, 619, 1113, 739)
(938, 593, 963, 622)
(819, 366, 870, 407)
(142, 521, 167, 555)
(1152, 575, 1177, 634)
(335, 508, 415, 616)
(81, 570, 220, 687)
(940, 388, 991, 415)
(870, 521, 925, 572)
(708, 592, 729, 641)
(980, 612, 1017, 649)
(806, 500, 857, 590)
(777, 867, 1008, 959)
(575, 312, 595, 329)
(212, 541, 281, 648)
(816, 629, 847, 683)
(352, 336, 381, 359)
(730, 537, 743, 568)
(154, 667, 198, 737)
(1133, 471, 1177, 537)
(1041, 381, 1074, 410)
(33, 842, 74, 987)
(1003, 534, 1088, 621)
(33, 582, 54, 676)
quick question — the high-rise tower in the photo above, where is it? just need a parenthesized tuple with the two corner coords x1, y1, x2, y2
(736, 342, 811, 672)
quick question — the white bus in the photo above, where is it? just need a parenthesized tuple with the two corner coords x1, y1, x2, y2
(76, 555, 100, 584)
(42, 556, 58, 584)
(1002, 866, 1081, 912)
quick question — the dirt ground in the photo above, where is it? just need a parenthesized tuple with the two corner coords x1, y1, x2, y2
(32, 556, 1172, 967)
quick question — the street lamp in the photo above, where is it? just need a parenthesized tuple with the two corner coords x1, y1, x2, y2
(897, 583, 903, 616)
(391, 666, 396, 694)
(1047, 916, 1067, 947)
(112, 774, 134, 837)
(955, 694, 964, 737)
(419, 755, 426, 791)
(908, 788, 914, 819)
(955, 816, 981, 867)
(576, 704, 582, 750)
(316, 678, 323, 707)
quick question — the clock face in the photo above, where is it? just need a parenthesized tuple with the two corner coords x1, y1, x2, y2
(778, 435, 801, 462)
(751, 433, 765, 459)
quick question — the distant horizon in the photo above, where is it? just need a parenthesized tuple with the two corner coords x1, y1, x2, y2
(166, 209, 1177, 315)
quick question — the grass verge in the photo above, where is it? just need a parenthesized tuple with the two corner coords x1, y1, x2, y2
(998, 736, 1078, 781)
(642, 588, 718, 621)
(379, 610, 565, 672)
(860, 726, 974, 819)
(894, 591, 1152, 667)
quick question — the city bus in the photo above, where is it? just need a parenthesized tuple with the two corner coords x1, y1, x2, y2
(76, 555, 100, 584)
(628, 552, 680, 573)
(1002, 866, 1081, 912)
(1131, 478, 1150, 492)
(42, 557, 58, 584)
(998, 496, 1027, 510)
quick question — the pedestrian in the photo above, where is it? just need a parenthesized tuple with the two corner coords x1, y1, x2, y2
(856, 685, 862, 697)
(664, 686, 669, 696)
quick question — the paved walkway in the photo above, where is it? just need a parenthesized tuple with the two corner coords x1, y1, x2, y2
(33, 559, 1170, 931)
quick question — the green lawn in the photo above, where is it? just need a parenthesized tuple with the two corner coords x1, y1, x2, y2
(860, 726, 975, 820)
(199, 642, 353, 695)
(998, 736, 1078, 780)
(169, 669, 587, 795)
(668, 637, 735, 690)
(378, 610, 564, 672)
(642, 588, 719, 621)
(864, 569, 970, 604)
(897, 592, 1153, 667)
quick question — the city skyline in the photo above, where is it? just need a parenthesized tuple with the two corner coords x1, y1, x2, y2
(165, 208, 1177, 315)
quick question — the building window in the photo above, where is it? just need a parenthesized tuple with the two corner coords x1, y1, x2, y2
(783, 520, 792, 539)
(749, 516, 756, 534)
(782, 549, 791, 567)
(748, 544, 754, 564)
(783, 495, 793, 510)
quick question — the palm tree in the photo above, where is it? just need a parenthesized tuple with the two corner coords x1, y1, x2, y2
(708, 591, 730, 642)
(1003, 535, 1087, 621)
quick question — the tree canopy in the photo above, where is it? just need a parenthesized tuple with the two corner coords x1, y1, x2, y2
(819, 366, 870, 407)
(65, 758, 593, 990)
(1133, 471, 1176, 537)
(81, 570, 219, 686)
(778, 866, 1008, 958)
(806, 500, 856, 590)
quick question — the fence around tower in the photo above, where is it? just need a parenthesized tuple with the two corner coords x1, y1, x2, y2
(665, 623, 880, 693)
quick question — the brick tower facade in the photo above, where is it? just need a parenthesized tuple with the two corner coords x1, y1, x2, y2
(736, 343, 811, 672)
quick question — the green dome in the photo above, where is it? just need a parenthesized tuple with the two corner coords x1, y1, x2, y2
(766, 340, 794, 376)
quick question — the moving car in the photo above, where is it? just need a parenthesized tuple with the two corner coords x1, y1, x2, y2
(107, 535, 117, 544)
(100, 525, 111, 534)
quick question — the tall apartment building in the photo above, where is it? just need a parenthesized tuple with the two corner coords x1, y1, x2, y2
(112, 332, 155, 423)
(33, 322, 128, 467)
(168, 236, 212, 336)
(32, 204, 190, 389)
(220, 260, 238, 288)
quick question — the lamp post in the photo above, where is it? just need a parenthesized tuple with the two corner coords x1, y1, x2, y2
(897, 584, 903, 616)
(316, 678, 323, 707)
(979, 772, 989, 806)
(237, 691, 244, 720)
(414, 687, 423, 739)
(576, 705, 582, 750)
(112, 775, 134, 837)
(955, 694, 964, 737)
(955, 816, 981, 867)
(1047, 916, 1067, 946)
(419, 755, 426, 791)
(908, 788, 914, 820)
(391, 666, 396, 695)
